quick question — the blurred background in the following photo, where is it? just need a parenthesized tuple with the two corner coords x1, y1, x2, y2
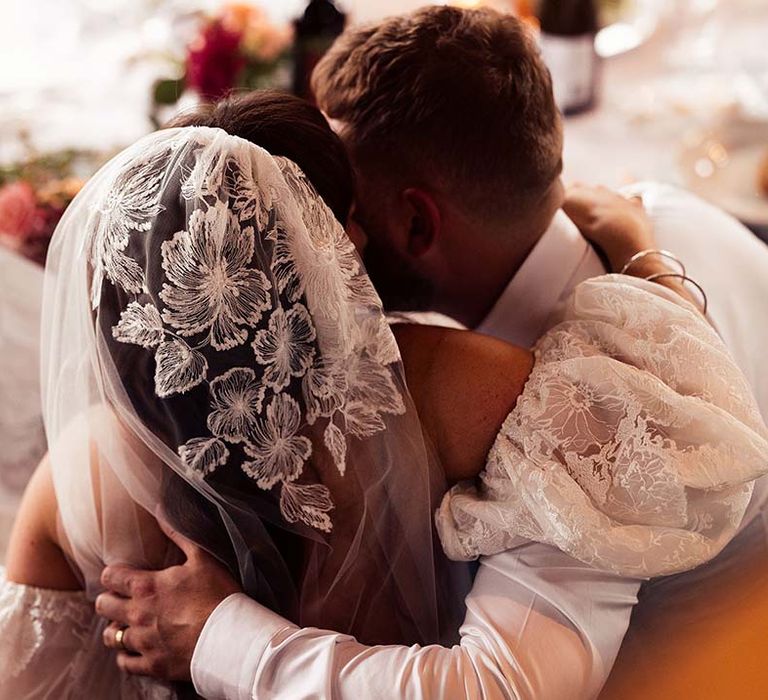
(3, 1, 768, 245)
(1, 0, 767, 557)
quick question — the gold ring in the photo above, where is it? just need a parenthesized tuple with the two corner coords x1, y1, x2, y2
(115, 626, 129, 651)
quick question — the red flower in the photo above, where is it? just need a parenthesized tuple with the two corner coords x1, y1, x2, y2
(0, 181, 40, 239)
(186, 20, 245, 100)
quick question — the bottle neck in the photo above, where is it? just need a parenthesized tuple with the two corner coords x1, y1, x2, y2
(296, 0, 346, 38)
(538, 0, 598, 37)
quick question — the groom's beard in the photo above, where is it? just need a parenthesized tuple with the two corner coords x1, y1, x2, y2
(363, 237, 435, 312)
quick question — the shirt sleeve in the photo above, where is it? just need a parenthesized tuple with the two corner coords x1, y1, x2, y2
(191, 541, 642, 700)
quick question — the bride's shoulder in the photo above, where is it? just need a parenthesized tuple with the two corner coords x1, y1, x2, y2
(392, 324, 533, 482)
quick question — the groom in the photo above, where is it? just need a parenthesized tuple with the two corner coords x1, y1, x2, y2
(97, 6, 768, 697)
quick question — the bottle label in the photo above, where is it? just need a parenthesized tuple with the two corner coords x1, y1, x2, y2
(539, 34, 596, 113)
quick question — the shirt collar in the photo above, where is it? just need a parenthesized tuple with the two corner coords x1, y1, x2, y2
(476, 210, 605, 347)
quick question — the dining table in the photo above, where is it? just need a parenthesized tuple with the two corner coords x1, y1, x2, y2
(561, 0, 768, 242)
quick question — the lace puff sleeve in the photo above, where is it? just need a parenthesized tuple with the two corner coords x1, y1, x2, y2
(436, 275, 768, 577)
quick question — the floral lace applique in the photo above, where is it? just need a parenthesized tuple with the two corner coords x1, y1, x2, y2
(101, 132, 405, 532)
(437, 277, 768, 577)
(160, 204, 272, 351)
(88, 143, 187, 310)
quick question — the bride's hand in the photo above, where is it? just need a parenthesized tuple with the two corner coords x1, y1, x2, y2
(564, 183, 705, 313)
(563, 183, 655, 273)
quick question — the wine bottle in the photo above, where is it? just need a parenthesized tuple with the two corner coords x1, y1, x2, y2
(537, 0, 600, 116)
(292, 0, 346, 102)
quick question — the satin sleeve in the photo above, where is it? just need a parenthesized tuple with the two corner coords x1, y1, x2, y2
(192, 542, 641, 700)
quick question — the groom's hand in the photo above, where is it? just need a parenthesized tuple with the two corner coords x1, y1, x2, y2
(95, 520, 241, 681)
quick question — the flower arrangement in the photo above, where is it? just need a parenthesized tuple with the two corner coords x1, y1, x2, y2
(154, 3, 293, 110)
(0, 151, 85, 266)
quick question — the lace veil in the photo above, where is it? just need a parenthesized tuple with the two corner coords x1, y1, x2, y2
(41, 126, 468, 645)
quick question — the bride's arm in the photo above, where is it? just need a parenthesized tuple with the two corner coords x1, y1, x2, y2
(392, 323, 533, 482)
(0, 460, 103, 700)
(5, 457, 80, 590)
(6, 411, 174, 592)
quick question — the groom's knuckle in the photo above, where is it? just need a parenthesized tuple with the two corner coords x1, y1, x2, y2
(126, 607, 143, 627)
(94, 594, 106, 615)
(130, 576, 154, 598)
(125, 573, 138, 594)
(129, 610, 154, 629)
(146, 656, 166, 678)
(135, 609, 153, 627)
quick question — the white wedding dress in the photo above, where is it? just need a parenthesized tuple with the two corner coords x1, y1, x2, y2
(0, 570, 175, 699)
(2, 273, 767, 699)
(437, 276, 768, 576)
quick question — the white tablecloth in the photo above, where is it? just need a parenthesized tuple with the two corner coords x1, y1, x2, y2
(562, 0, 768, 189)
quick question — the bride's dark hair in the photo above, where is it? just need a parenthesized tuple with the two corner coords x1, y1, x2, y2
(67, 89, 463, 677)
(166, 90, 355, 226)
(148, 92, 358, 615)
(85, 93, 366, 698)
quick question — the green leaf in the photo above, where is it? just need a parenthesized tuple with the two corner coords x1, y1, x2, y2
(153, 78, 186, 106)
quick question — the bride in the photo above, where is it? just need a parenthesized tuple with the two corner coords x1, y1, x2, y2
(2, 92, 767, 698)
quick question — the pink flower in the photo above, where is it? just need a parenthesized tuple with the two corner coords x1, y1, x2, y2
(186, 20, 245, 100)
(0, 181, 39, 238)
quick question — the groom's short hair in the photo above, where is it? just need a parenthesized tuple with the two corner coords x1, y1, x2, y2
(312, 6, 562, 221)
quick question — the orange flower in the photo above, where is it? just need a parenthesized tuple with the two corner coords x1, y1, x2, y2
(221, 3, 264, 34)
(37, 177, 85, 209)
(241, 20, 293, 62)
(221, 3, 292, 63)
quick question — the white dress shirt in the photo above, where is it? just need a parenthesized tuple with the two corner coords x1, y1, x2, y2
(191, 184, 768, 699)
(477, 209, 604, 348)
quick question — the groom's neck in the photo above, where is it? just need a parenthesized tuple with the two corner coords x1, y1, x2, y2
(445, 224, 547, 329)
(439, 188, 563, 329)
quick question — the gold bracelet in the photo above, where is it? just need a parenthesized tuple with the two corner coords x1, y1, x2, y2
(644, 272, 708, 315)
(620, 249, 686, 276)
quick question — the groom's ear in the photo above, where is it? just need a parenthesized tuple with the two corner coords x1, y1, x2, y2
(402, 188, 441, 258)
